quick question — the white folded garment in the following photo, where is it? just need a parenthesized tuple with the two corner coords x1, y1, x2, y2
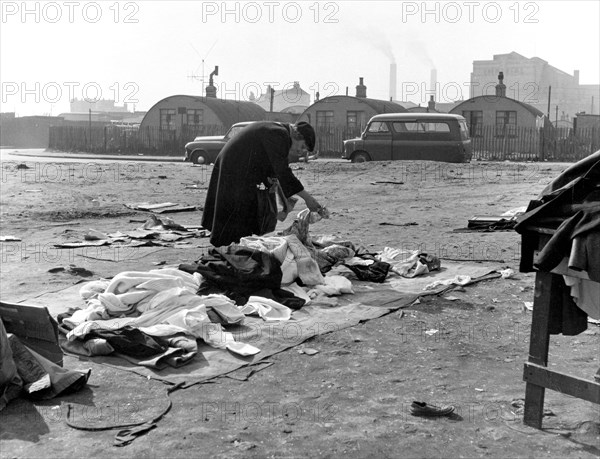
(226, 342, 261, 356)
(79, 279, 110, 300)
(240, 296, 292, 321)
(424, 275, 471, 290)
(309, 275, 354, 297)
(62, 303, 109, 328)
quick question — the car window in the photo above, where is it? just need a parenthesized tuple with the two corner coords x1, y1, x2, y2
(367, 121, 390, 133)
(224, 124, 249, 141)
(391, 122, 408, 132)
(427, 122, 450, 132)
(392, 121, 450, 133)
(393, 122, 425, 132)
(224, 126, 239, 141)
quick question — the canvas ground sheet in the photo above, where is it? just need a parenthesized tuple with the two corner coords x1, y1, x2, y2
(22, 262, 500, 387)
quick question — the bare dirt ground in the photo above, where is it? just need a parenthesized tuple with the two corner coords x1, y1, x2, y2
(1, 152, 599, 458)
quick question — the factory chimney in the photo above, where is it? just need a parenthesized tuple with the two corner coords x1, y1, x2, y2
(430, 69, 437, 102)
(389, 63, 397, 101)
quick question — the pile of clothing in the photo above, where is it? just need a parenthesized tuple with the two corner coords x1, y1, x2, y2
(516, 150, 600, 334)
(58, 208, 441, 368)
(58, 268, 267, 366)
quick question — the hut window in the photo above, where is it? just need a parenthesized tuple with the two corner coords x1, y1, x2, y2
(160, 109, 176, 130)
(186, 109, 204, 126)
(316, 110, 334, 127)
(462, 110, 483, 137)
(495, 110, 517, 137)
(346, 111, 366, 130)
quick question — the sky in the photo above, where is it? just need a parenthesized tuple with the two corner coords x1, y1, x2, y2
(1, 0, 599, 116)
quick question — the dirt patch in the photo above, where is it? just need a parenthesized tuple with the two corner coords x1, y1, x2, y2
(1, 156, 598, 457)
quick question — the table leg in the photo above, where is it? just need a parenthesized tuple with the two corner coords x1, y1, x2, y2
(523, 271, 553, 428)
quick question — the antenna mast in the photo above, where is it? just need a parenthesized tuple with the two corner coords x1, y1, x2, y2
(188, 40, 218, 96)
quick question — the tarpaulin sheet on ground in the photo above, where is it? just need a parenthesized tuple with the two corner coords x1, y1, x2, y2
(22, 261, 500, 386)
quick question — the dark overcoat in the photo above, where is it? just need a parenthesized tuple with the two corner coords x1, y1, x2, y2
(201, 122, 304, 247)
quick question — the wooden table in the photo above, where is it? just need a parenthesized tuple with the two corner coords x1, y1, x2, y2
(522, 226, 600, 428)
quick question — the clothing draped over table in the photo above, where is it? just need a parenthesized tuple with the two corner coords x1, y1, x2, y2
(515, 150, 600, 333)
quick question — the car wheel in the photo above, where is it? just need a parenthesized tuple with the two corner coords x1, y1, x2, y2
(190, 151, 206, 165)
(351, 152, 370, 163)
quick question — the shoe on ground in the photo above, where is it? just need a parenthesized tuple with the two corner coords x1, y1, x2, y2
(410, 401, 455, 417)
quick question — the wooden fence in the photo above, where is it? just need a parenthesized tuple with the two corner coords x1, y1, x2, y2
(469, 125, 600, 162)
(314, 125, 364, 157)
(49, 124, 599, 162)
(48, 124, 226, 156)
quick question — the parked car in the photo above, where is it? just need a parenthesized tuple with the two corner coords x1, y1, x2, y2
(342, 113, 472, 163)
(184, 121, 253, 165)
(184, 121, 319, 165)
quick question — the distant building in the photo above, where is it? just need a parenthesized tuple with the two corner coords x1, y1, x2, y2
(119, 112, 147, 125)
(451, 72, 553, 158)
(299, 78, 406, 127)
(0, 113, 65, 148)
(393, 100, 419, 110)
(452, 72, 550, 137)
(573, 113, 600, 136)
(58, 111, 146, 123)
(0, 109, 147, 148)
(407, 96, 463, 114)
(0, 112, 16, 123)
(297, 78, 407, 154)
(70, 98, 129, 113)
(470, 52, 600, 119)
(140, 67, 308, 138)
(280, 105, 308, 116)
(407, 96, 439, 113)
(251, 82, 310, 113)
(139, 94, 267, 138)
(554, 113, 573, 130)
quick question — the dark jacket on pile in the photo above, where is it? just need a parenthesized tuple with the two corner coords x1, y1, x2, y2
(515, 150, 600, 335)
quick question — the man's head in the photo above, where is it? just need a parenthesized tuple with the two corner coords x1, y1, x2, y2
(292, 121, 316, 153)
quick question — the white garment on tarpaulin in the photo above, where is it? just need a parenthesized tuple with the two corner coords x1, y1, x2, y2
(238, 234, 325, 286)
(424, 275, 471, 291)
(378, 247, 429, 278)
(308, 275, 354, 298)
(68, 271, 247, 351)
(239, 296, 292, 322)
